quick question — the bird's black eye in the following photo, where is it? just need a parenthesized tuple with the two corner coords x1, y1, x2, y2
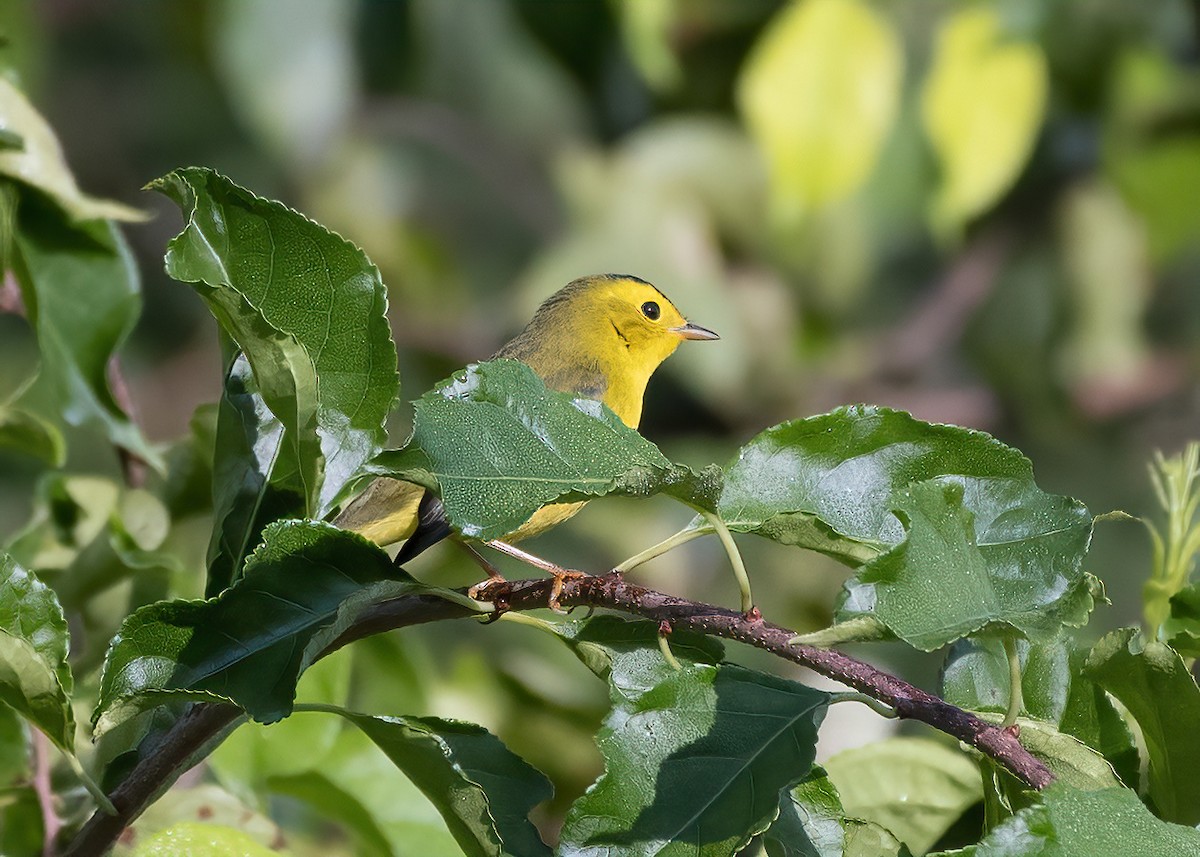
(641, 301, 660, 320)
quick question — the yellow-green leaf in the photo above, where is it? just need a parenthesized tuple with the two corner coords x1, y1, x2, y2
(921, 7, 1047, 235)
(738, 0, 902, 220)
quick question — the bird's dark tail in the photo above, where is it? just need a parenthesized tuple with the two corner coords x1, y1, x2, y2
(393, 491, 453, 566)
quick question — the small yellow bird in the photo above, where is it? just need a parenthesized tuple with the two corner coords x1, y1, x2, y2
(336, 273, 718, 595)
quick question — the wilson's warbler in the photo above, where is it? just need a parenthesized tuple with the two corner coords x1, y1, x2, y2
(336, 273, 718, 598)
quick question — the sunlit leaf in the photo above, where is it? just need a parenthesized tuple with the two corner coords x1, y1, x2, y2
(151, 167, 399, 520)
(921, 7, 1047, 235)
(739, 0, 902, 219)
(370, 360, 720, 541)
(1086, 628, 1200, 825)
(93, 522, 438, 734)
(0, 77, 144, 222)
(129, 821, 289, 857)
(613, 0, 683, 91)
(0, 551, 74, 751)
(824, 738, 980, 855)
(927, 784, 1200, 857)
(558, 662, 828, 856)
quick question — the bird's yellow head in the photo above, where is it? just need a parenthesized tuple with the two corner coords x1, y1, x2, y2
(498, 274, 718, 427)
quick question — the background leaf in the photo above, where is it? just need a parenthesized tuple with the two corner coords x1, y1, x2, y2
(558, 662, 828, 857)
(0, 404, 63, 465)
(738, 0, 902, 219)
(0, 77, 144, 222)
(921, 7, 1047, 234)
(13, 196, 159, 467)
(0, 550, 74, 750)
(373, 359, 720, 541)
(1086, 628, 1200, 825)
(823, 737, 980, 855)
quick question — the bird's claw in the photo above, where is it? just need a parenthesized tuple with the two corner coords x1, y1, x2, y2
(548, 569, 590, 614)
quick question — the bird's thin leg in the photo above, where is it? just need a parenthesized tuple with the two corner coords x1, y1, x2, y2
(454, 541, 507, 602)
(485, 540, 589, 614)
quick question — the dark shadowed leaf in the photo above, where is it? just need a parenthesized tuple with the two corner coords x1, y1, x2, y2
(0, 405, 63, 465)
(1086, 628, 1200, 825)
(0, 551, 74, 751)
(1163, 583, 1200, 657)
(763, 767, 849, 857)
(371, 360, 720, 541)
(310, 707, 552, 857)
(150, 166, 398, 519)
(558, 662, 828, 857)
(93, 521, 441, 733)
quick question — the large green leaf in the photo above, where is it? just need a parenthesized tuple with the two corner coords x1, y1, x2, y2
(1086, 628, 1200, 825)
(836, 479, 1097, 650)
(558, 662, 829, 856)
(823, 738, 981, 855)
(13, 196, 159, 467)
(313, 707, 552, 857)
(941, 637, 1137, 785)
(0, 551, 74, 751)
(0, 77, 144, 222)
(738, 0, 902, 219)
(150, 167, 399, 519)
(712, 406, 1094, 650)
(93, 521, 436, 733)
(928, 784, 1200, 857)
(372, 360, 720, 541)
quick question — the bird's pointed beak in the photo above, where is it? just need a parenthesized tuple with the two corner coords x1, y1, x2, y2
(671, 322, 720, 341)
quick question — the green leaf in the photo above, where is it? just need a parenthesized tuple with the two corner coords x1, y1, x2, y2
(0, 77, 145, 222)
(1163, 583, 1200, 657)
(266, 771, 393, 857)
(558, 662, 829, 856)
(823, 738, 981, 855)
(928, 784, 1200, 857)
(373, 360, 720, 541)
(150, 166, 398, 518)
(13, 196, 160, 468)
(0, 550, 74, 751)
(0, 405, 63, 465)
(311, 706, 552, 857)
(838, 478, 1097, 650)
(1004, 717, 1121, 791)
(93, 521, 433, 733)
(921, 7, 1047, 235)
(738, 0, 902, 220)
(714, 406, 1094, 650)
(1086, 628, 1200, 825)
(941, 637, 1137, 785)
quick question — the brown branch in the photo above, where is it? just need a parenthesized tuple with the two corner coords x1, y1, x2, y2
(63, 574, 1052, 856)
(105, 356, 147, 488)
(32, 731, 62, 857)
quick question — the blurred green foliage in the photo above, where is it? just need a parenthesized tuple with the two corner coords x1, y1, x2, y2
(3, 0, 1200, 853)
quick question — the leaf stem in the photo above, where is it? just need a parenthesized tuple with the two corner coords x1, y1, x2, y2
(657, 629, 682, 671)
(614, 526, 708, 574)
(701, 512, 753, 613)
(1002, 636, 1023, 728)
(829, 691, 898, 718)
(63, 751, 117, 816)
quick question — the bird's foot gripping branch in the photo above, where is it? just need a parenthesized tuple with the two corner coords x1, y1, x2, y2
(4, 168, 1199, 856)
